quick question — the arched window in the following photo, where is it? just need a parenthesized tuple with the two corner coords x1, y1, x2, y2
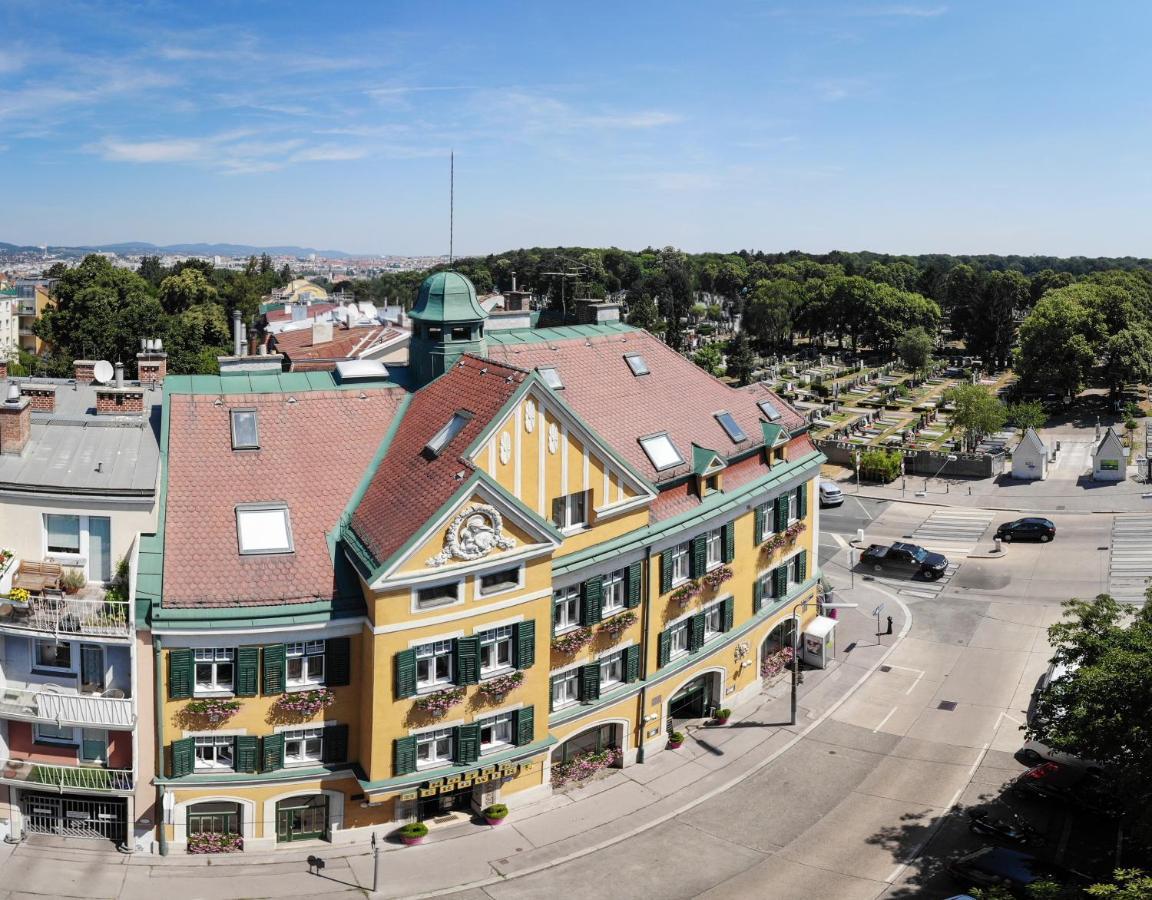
(551, 723, 621, 765)
(763, 618, 796, 654)
(187, 801, 241, 836)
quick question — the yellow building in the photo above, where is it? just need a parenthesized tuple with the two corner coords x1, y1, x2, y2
(134, 271, 825, 854)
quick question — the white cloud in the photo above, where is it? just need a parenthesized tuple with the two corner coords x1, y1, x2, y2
(96, 137, 209, 163)
(851, 5, 948, 17)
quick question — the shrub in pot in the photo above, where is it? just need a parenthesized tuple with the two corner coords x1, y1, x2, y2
(398, 822, 428, 846)
(668, 731, 685, 749)
(60, 569, 86, 595)
(712, 708, 731, 725)
(483, 803, 508, 826)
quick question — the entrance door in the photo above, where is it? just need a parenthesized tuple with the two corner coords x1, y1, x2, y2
(669, 674, 713, 721)
(80, 644, 105, 693)
(19, 792, 126, 843)
(275, 795, 328, 843)
(418, 787, 473, 822)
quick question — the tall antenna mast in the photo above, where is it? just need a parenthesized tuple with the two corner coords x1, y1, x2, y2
(449, 150, 454, 266)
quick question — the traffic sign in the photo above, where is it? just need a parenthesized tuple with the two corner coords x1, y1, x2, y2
(871, 603, 886, 617)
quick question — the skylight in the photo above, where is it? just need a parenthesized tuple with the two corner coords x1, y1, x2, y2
(639, 433, 683, 471)
(624, 353, 650, 376)
(236, 504, 293, 554)
(230, 409, 259, 450)
(758, 399, 783, 422)
(425, 411, 473, 457)
(538, 366, 564, 390)
(714, 411, 747, 443)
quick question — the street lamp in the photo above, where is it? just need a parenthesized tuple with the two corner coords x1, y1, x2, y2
(853, 449, 861, 493)
(925, 453, 958, 492)
(790, 596, 859, 726)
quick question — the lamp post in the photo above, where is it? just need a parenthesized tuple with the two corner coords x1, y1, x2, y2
(853, 449, 861, 493)
(925, 453, 958, 492)
(790, 597, 859, 726)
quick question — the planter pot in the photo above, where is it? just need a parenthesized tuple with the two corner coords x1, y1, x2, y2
(485, 817, 507, 827)
(401, 836, 425, 846)
(667, 739, 684, 750)
(711, 717, 730, 726)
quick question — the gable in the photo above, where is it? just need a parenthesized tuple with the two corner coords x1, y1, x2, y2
(691, 444, 727, 476)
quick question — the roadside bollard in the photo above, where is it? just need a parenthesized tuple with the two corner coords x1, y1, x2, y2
(994, 537, 1002, 554)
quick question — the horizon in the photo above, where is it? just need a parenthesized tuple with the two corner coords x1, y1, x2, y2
(4, 1, 1152, 257)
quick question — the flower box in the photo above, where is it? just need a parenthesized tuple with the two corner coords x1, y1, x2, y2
(183, 698, 242, 727)
(477, 672, 523, 704)
(187, 831, 243, 854)
(551, 627, 593, 655)
(272, 688, 335, 720)
(670, 582, 701, 607)
(760, 646, 794, 680)
(701, 565, 733, 592)
(412, 686, 466, 718)
(551, 746, 622, 788)
(598, 610, 637, 639)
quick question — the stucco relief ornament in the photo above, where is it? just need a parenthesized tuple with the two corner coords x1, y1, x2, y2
(499, 432, 512, 465)
(524, 399, 536, 433)
(426, 504, 516, 567)
(547, 423, 559, 455)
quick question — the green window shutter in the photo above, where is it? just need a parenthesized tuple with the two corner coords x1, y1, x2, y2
(657, 629, 671, 668)
(660, 551, 673, 594)
(797, 483, 808, 520)
(323, 723, 350, 764)
(515, 706, 534, 746)
(722, 522, 735, 563)
(753, 504, 766, 544)
(551, 496, 566, 529)
(262, 732, 284, 773)
(234, 735, 259, 773)
(170, 737, 194, 778)
(773, 566, 788, 599)
(395, 648, 417, 699)
(753, 578, 763, 613)
(167, 648, 192, 701)
(626, 562, 642, 608)
(262, 643, 286, 695)
(551, 592, 558, 632)
(549, 674, 559, 712)
(688, 613, 706, 652)
(579, 664, 601, 702)
(514, 620, 535, 670)
(581, 576, 603, 626)
(721, 596, 734, 633)
(394, 736, 417, 776)
(796, 550, 808, 583)
(235, 647, 259, 697)
(455, 637, 480, 685)
(689, 536, 707, 579)
(326, 638, 351, 687)
(455, 724, 480, 764)
(774, 495, 789, 532)
(624, 645, 640, 683)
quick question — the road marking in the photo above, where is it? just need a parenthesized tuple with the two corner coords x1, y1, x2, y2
(996, 710, 1025, 729)
(1108, 516, 1152, 604)
(851, 495, 874, 521)
(884, 663, 927, 695)
(830, 532, 848, 549)
(872, 707, 897, 733)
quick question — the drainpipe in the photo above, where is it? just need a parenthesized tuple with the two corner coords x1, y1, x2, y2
(635, 545, 653, 764)
(153, 635, 168, 857)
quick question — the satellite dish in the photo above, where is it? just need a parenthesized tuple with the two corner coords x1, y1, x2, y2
(92, 360, 115, 384)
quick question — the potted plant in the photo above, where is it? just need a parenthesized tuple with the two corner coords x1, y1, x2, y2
(183, 697, 242, 726)
(398, 822, 428, 846)
(60, 569, 86, 595)
(483, 803, 508, 826)
(711, 708, 731, 726)
(667, 731, 685, 749)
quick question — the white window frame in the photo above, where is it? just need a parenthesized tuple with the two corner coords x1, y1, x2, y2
(553, 585, 581, 634)
(552, 669, 580, 709)
(786, 490, 799, 525)
(41, 513, 113, 583)
(416, 727, 454, 769)
(537, 366, 564, 390)
(599, 650, 624, 688)
(759, 504, 774, 541)
(670, 542, 690, 586)
(286, 640, 326, 688)
(705, 529, 722, 570)
(194, 647, 236, 695)
(194, 734, 235, 771)
(479, 713, 514, 754)
(414, 580, 463, 611)
(624, 353, 650, 376)
(425, 411, 473, 457)
(667, 621, 690, 660)
(554, 490, 590, 531)
(703, 601, 723, 639)
(34, 722, 77, 745)
(477, 565, 522, 598)
(235, 503, 294, 555)
(787, 552, 804, 589)
(283, 726, 325, 767)
(602, 568, 626, 615)
(639, 433, 683, 471)
(478, 625, 514, 677)
(34, 639, 73, 672)
(415, 640, 455, 691)
(230, 408, 259, 450)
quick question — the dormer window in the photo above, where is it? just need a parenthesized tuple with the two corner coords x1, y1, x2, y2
(425, 411, 473, 458)
(230, 409, 259, 450)
(451, 326, 471, 340)
(703, 473, 720, 495)
(538, 367, 564, 390)
(624, 353, 650, 376)
(758, 399, 783, 422)
(236, 503, 293, 555)
(639, 433, 683, 471)
(714, 411, 746, 443)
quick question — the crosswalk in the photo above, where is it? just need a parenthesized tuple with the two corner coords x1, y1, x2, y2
(1109, 516, 1152, 604)
(910, 509, 995, 553)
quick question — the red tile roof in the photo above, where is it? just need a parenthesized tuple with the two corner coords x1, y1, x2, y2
(483, 329, 806, 484)
(162, 387, 406, 608)
(348, 355, 529, 570)
(269, 325, 397, 362)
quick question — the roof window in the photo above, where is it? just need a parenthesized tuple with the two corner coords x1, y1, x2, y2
(758, 399, 783, 422)
(425, 411, 473, 458)
(714, 411, 747, 443)
(230, 409, 259, 450)
(236, 503, 293, 554)
(639, 433, 684, 471)
(624, 353, 650, 376)
(538, 366, 564, 390)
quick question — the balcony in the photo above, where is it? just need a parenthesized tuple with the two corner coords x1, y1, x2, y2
(0, 595, 131, 640)
(0, 760, 134, 795)
(0, 686, 135, 729)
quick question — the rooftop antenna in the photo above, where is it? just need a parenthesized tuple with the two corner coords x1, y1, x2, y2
(449, 149, 454, 266)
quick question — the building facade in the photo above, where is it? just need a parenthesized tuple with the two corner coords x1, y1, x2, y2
(126, 272, 824, 854)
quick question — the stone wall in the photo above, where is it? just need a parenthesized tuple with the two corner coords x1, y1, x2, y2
(814, 438, 1003, 479)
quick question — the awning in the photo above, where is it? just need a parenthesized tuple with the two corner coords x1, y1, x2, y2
(804, 615, 838, 640)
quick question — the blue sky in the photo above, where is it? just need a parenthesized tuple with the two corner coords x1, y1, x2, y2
(1, 1, 1149, 256)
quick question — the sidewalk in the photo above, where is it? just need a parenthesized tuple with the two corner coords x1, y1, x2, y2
(0, 585, 906, 900)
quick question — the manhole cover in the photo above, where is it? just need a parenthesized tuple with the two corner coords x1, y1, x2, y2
(938, 700, 958, 711)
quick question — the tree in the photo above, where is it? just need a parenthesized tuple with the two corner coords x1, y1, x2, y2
(137, 255, 165, 287)
(158, 268, 218, 314)
(944, 384, 1007, 450)
(966, 269, 1029, 369)
(692, 343, 723, 376)
(745, 279, 802, 352)
(896, 326, 933, 372)
(726, 332, 756, 386)
(1103, 326, 1152, 399)
(1006, 400, 1047, 432)
(1017, 286, 1101, 400)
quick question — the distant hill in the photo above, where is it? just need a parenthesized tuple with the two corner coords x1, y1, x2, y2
(0, 241, 360, 258)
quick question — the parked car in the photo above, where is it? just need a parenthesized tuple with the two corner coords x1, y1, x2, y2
(859, 542, 949, 579)
(995, 517, 1056, 543)
(1027, 658, 1078, 725)
(818, 479, 844, 507)
(1017, 739, 1101, 773)
(948, 846, 1086, 895)
(1012, 762, 1120, 816)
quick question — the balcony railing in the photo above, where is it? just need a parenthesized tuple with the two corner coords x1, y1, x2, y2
(0, 686, 135, 728)
(0, 759, 134, 794)
(0, 596, 131, 639)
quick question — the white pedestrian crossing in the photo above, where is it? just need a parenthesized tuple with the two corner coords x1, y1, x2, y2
(910, 509, 995, 553)
(1109, 516, 1152, 605)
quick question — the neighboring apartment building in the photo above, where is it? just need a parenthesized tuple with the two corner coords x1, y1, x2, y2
(0, 292, 18, 363)
(0, 352, 164, 849)
(121, 271, 822, 855)
(12, 280, 55, 356)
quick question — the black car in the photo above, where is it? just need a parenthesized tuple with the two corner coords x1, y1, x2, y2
(860, 542, 949, 580)
(948, 846, 1086, 895)
(1012, 762, 1119, 816)
(995, 517, 1056, 543)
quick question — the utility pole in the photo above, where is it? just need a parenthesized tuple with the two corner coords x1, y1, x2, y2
(371, 832, 381, 893)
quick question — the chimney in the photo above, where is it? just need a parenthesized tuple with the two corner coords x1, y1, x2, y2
(137, 344, 168, 384)
(114, 361, 124, 389)
(19, 384, 56, 412)
(0, 383, 31, 455)
(74, 360, 97, 383)
(232, 310, 243, 357)
(95, 386, 144, 416)
(0, 360, 7, 381)
(312, 319, 334, 345)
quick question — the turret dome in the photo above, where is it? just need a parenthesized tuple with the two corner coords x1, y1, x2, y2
(410, 271, 487, 323)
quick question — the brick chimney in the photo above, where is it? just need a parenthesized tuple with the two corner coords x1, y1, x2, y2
(0, 385, 31, 455)
(19, 384, 56, 412)
(96, 387, 144, 415)
(137, 352, 167, 383)
(74, 360, 97, 383)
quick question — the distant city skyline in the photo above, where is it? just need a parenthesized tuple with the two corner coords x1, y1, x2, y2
(3, 1, 1151, 257)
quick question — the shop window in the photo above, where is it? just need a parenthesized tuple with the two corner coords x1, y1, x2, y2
(188, 801, 241, 836)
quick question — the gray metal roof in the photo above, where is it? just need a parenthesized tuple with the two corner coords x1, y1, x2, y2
(0, 378, 161, 496)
